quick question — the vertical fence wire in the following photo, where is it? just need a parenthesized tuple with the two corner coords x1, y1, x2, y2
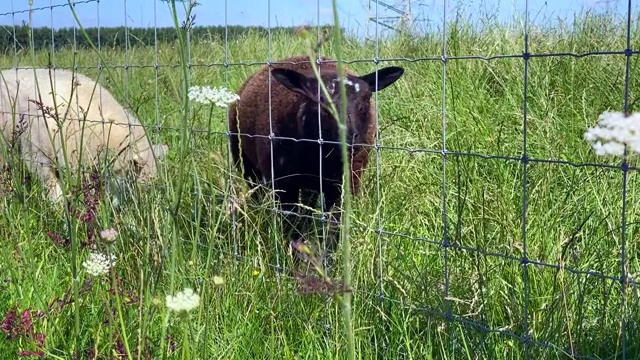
(96, 0, 103, 142)
(620, 0, 633, 357)
(314, 0, 332, 348)
(153, 0, 161, 132)
(265, 0, 283, 285)
(123, 0, 132, 144)
(50, 2, 60, 166)
(94, 0, 105, 164)
(7, 0, 15, 157)
(440, 0, 451, 338)
(315, 0, 327, 276)
(374, 0, 385, 330)
(49, 0, 55, 69)
(71, 2, 78, 137)
(10, 0, 16, 68)
(521, 0, 531, 356)
(48, 0, 57, 116)
(224, 0, 238, 263)
(372, 0, 387, 355)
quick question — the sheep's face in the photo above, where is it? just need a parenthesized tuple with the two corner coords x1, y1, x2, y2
(106, 142, 168, 206)
(270, 66, 405, 144)
(131, 143, 169, 183)
(109, 142, 168, 184)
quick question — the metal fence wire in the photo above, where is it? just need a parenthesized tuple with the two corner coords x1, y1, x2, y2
(1, 0, 639, 358)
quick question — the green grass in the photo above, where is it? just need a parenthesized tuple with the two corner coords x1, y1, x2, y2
(1, 7, 640, 359)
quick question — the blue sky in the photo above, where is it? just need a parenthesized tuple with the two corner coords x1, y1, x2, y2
(0, 0, 631, 36)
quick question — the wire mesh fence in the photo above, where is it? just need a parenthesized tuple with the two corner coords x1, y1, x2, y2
(0, 0, 639, 358)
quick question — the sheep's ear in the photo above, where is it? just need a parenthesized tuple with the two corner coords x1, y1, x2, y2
(359, 66, 405, 92)
(271, 68, 320, 101)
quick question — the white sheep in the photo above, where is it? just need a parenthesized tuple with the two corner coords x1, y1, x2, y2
(0, 67, 168, 204)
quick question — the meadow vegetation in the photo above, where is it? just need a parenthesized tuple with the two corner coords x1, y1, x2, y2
(1, 6, 640, 359)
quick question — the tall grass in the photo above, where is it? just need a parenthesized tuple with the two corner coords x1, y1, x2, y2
(1, 5, 640, 359)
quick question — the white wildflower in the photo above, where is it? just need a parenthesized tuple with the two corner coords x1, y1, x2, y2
(584, 111, 640, 156)
(165, 287, 200, 313)
(82, 251, 117, 276)
(188, 85, 240, 107)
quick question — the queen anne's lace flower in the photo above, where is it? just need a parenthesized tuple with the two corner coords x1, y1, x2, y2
(82, 252, 116, 276)
(585, 111, 640, 156)
(188, 85, 240, 107)
(165, 288, 200, 313)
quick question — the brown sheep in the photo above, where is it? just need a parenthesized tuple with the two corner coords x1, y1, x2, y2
(228, 55, 404, 256)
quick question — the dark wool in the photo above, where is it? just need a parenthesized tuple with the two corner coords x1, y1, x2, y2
(228, 55, 404, 254)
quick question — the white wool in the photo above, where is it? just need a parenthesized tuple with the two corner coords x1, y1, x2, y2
(330, 77, 360, 93)
(0, 68, 168, 204)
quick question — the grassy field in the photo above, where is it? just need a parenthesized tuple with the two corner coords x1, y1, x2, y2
(1, 7, 640, 359)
